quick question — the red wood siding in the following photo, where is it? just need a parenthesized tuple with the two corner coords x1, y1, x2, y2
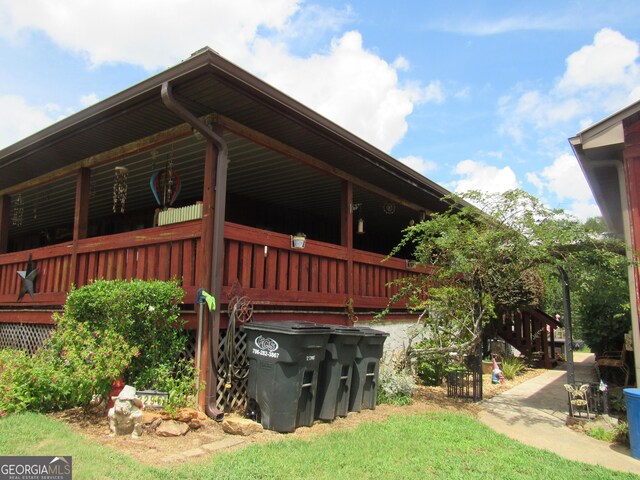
(0, 220, 427, 319)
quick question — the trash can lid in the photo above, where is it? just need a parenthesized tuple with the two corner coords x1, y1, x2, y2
(624, 388, 640, 399)
(329, 325, 364, 335)
(241, 321, 332, 335)
(354, 326, 390, 337)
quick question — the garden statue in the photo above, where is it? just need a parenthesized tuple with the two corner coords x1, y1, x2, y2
(491, 354, 505, 384)
(108, 385, 144, 438)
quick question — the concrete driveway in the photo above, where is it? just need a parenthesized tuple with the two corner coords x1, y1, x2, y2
(478, 352, 640, 475)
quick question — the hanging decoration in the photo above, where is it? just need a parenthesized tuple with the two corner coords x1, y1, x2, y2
(11, 194, 23, 227)
(383, 201, 396, 215)
(17, 254, 39, 301)
(113, 166, 129, 214)
(150, 169, 181, 209)
(150, 152, 181, 210)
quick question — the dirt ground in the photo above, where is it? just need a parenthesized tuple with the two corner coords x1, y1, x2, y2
(49, 367, 547, 466)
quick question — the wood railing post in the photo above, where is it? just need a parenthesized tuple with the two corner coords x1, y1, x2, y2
(0, 194, 10, 254)
(69, 168, 91, 289)
(198, 138, 220, 409)
(341, 181, 354, 322)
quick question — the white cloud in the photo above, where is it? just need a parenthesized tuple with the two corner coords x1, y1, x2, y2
(0, 0, 442, 153)
(526, 153, 600, 221)
(450, 159, 519, 194)
(0, 0, 301, 70)
(499, 28, 640, 142)
(0, 95, 57, 149)
(433, 15, 576, 36)
(531, 153, 592, 202)
(398, 155, 437, 175)
(392, 56, 410, 71)
(567, 200, 601, 222)
(244, 31, 443, 151)
(79, 93, 99, 108)
(557, 28, 639, 93)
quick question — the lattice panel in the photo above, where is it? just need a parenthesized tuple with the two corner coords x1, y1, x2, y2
(0, 323, 54, 354)
(180, 329, 197, 362)
(216, 328, 249, 413)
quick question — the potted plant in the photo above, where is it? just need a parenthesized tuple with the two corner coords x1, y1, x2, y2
(291, 232, 306, 249)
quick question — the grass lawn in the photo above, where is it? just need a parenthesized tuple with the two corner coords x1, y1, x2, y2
(0, 411, 634, 479)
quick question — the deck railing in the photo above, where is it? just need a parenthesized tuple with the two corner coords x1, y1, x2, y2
(0, 221, 424, 311)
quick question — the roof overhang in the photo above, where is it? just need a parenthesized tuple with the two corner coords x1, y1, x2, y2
(0, 47, 454, 213)
(571, 99, 640, 236)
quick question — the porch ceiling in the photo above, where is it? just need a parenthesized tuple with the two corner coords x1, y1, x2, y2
(8, 130, 417, 242)
(0, 48, 454, 215)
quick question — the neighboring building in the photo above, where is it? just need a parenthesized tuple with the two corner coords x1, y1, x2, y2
(0, 47, 455, 413)
(571, 99, 640, 384)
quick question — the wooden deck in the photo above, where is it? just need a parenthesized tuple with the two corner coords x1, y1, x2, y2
(0, 220, 424, 325)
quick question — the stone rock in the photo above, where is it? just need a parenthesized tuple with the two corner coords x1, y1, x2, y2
(143, 411, 165, 425)
(156, 420, 189, 437)
(221, 416, 264, 436)
(149, 418, 163, 430)
(188, 419, 205, 430)
(175, 408, 208, 423)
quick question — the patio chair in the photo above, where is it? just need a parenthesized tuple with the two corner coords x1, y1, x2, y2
(564, 384, 591, 418)
(596, 346, 630, 386)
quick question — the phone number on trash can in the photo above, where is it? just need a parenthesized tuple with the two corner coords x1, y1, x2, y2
(252, 348, 280, 359)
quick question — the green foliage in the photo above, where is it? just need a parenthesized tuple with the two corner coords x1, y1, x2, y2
(152, 358, 202, 417)
(0, 349, 38, 414)
(1, 412, 635, 479)
(0, 323, 137, 414)
(586, 421, 630, 446)
(539, 216, 629, 355)
(0, 279, 187, 414)
(379, 190, 628, 364)
(500, 357, 526, 380)
(377, 366, 415, 405)
(613, 421, 630, 446)
(609, 388, 627, 414)
(60, 279, 186, 388)
(413, 338, 466, 386)
(587, 426, 614, 442)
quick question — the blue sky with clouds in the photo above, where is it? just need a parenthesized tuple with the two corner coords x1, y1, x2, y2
(1, 1, 640, 220)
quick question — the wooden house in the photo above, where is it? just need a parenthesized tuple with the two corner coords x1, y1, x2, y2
(571, 99, 640, 384)
(0, 47, 457, 413)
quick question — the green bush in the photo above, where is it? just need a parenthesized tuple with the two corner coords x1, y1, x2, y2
(0, 349, 37, 414)
(45, 317, 138, 410)
(613, 420, 629, 446)
(500, 357, 525, 380)
(377, 366, 415, 405)
(60, 279, 186, 388)
(413, 339, 461, 386)
(154, 358, 203, 417)
(0, 279, 188, 415)
(0, 325, 136, 414)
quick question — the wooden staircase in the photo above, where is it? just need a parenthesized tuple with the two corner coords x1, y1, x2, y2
(490, 308, 562, 368)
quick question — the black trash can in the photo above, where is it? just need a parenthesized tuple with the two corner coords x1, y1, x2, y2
(242, 321, 331, 433)
(315, 325, 361, 421)
(348, 326, 389, 412)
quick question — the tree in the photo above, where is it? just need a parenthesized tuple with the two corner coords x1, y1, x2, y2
(538, 216, 630, 355)
(379, 190, 624, 367)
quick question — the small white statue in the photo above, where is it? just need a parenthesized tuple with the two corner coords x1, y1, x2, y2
(108, 385, 144, 438)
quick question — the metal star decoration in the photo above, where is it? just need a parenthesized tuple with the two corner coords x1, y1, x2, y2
(17, 254, 39, 301)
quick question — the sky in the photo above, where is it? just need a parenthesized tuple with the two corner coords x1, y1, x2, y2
(1, 1, 640, 221)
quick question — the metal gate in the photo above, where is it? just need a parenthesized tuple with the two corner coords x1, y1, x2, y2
(446, 356, 483, 402)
